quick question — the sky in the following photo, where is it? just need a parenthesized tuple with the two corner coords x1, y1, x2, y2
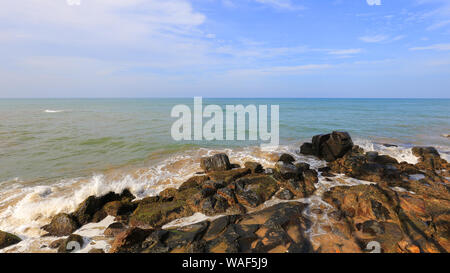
(0, 0, 450, 98)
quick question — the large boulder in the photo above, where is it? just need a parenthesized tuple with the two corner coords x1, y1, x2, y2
(42, 213, 79, 236)
(200, 154, 232, 172)
(0, 231, 21, 250)
(301, 131, 354, 162)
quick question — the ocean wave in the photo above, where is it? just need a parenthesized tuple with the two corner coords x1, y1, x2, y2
(44, 109, 64, 113)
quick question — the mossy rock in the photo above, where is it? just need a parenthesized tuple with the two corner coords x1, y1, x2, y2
(129, 199, 193, 228)
(0, 231, 21, 250)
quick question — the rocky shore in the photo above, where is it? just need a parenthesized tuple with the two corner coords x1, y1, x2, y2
(1, 131, 449, 253)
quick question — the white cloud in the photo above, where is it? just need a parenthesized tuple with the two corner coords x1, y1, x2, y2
(328, 49, 362, 55)
(226, 64, 333, 76)
(410, 43, 450, 51)
(366, 0, 381, 6)
(359, 35, 389, 43)
(427, 20, 450, 30)
(253, 0, 304, 10)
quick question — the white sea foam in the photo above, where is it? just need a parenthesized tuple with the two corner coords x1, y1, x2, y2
(354, 138, 419, 164)
(44, 109, 64, 113)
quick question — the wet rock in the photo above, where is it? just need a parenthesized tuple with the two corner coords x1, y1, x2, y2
(323, 184, 450, 253)
(275, 161, 300, 180)
(129, 198, 193, 228)
(103, 200, 137, 217)
(88, 248, 105, 253)
(49, 238, 65, 249)
(0, 231, 21, 250)
(42, 213, 79, 236)
(72, 189, 135, 225)
(303, 169, 319, 184)
(412, 146, 448, 170)
(200, 154, 232, 172)
(295, 162, 310, 172)
(278, 154, 296, 164)
(178, 175, 209, 191)
(208, 168, 251, 183)
(244, 162, 264, 174)
(104, 222, 127, 237)
(111, 202, 313, 254)
(276, 189, 294, 200)
(281, 178, 316, 198)
(236, 190, 261, 207)
(110, 227, 153, 253)
(301, 131, 354, 162)
(57, 234, 84, 253)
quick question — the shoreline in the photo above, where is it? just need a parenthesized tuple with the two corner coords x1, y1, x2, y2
(1, 131, 449, 253)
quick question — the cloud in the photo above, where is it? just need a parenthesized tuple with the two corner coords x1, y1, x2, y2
(253, 0, 304, 10)
(359, 35, 389, 43)
(427, 20, 450, 30)
(328, 49, 362, 55)
(366, 0, 381, 6)
(226, 64, 333, 76)
(410, 43, 450, 51)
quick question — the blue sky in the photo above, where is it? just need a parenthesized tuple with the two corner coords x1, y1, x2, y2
(0, 0, 449, 98)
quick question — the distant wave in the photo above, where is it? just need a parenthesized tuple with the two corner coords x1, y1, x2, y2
(44, 109, 64, 113)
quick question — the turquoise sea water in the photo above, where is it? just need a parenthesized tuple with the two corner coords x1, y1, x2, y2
(0, 98, 449, 184)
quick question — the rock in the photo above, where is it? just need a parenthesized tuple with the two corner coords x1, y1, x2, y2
(88, 248, 105, 253)
(110, 227, 153, 253)
(303, 169, 319, 184)
(278, 154, 295, 164)
(207, 168, 251, 183)
(275, 161, 300, 180)
(412, 146, 447, 170)
(300, 142, 314, 156)
(178, 175, 209, 191)
(49, 238, 65, 249)
(276, 189, 294, 200)
(300, 131, 354, 162)
(72, 189, 135, 226)
(42, 213, 79, 236)
(112, 202, 313, 253)
(295, 162, 310, 172)
(244, 162, 264, 174)
(104, 222, 127, 237)
(323, 184, 450, 253)
(282, 179, 316, 198)
(200, 154, 232, 172)
(103, 200, 137, 217)
(130, 198, 193, 228)
(57, 234, 84, 253)
(0, 231, 21, 250)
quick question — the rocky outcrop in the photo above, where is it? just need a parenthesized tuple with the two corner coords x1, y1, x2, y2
(200, 154, 232, 172)
(42, 190, 136, 236)
(38, 133, 450, 253)
(0, 231, 21, 250)
(322, 182, 450, 253)
(301, 131, 353, 162)
(110, 202, 312, 253)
